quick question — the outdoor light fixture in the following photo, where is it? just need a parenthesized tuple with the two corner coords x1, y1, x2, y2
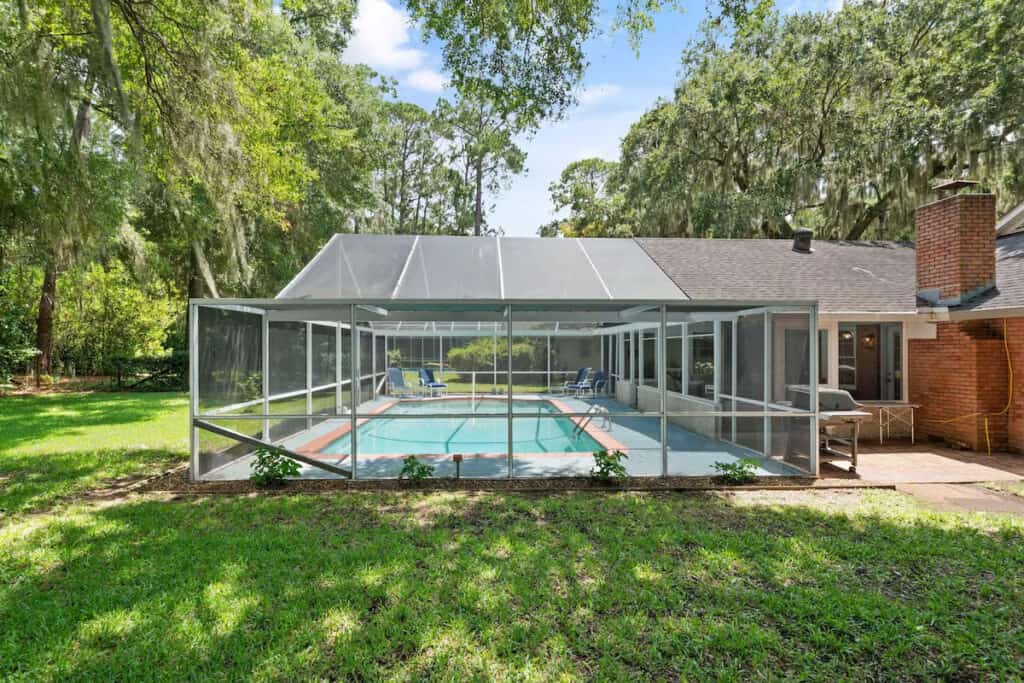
(863, 332, 877, 349)
(840, 330, 854, 341)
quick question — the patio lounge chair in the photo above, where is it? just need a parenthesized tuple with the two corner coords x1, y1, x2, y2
(560, 367, 592, 396)
(418, 368, 448, 396)
(387, 367, 416, 397)
(576, 370, 609, 397)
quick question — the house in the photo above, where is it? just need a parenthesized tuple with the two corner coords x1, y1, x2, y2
(187, 189, 1024, 482)
(639, 188, 1024, 454)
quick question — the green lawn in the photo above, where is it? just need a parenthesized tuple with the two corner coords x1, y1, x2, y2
(0, 392, 188, 515)
(1, 392, 1023, 680)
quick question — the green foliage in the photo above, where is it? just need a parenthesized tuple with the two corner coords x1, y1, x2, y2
(250, 447, 302, 487)
(557, 0, 1024, 239)
(712, 458, 760, 484)
(446, 337, 540, 372)
(544, 158, 635, 237)
(387, 348, 404, 368)
(399, 455, 435, 481)
(0, 268, 39, 381)
(54, 263, 177, 376)
(591, 449, 628, 481)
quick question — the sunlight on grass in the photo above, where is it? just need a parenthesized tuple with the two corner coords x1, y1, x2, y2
(0, 392, 187, 514)
(4, 490, 1018, 679)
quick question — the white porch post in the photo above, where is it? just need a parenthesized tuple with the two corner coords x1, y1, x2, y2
(189, 302, 200, 481)
(809, 305, 820, 476)
(349, 305, 358, 479)
(659, 305, 668, 477)
(371, 333, 377, 399)
(546, 335, 552, 393)
(826, 318, 840, 389)
(262, 313, 270, 441)
(731, 316, 738, 443)
(305, 322, 313, 430)
(335, 323, 343, 415)
(763, 311, 772, 457)
(506, 305, 514, 477)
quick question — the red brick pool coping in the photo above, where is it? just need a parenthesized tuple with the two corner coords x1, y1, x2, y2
(295, 400, 398, 455)
(293, 395, 627, 459)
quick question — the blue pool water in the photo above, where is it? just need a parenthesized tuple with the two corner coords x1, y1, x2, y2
(322, 399, 603, 455)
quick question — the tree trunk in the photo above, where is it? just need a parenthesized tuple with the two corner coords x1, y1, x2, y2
(34, 265, 57, 382)
(473, 159, 484, 236)
(844, 190, 894, 241)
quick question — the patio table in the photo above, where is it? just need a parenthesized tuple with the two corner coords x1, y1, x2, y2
(859, 401, 921, 445)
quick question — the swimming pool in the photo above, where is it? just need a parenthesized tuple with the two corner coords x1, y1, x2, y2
(321, 399, 603, 455)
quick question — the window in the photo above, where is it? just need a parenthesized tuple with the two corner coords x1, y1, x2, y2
(838, 324, 856, 392)
(687, 321, 714, 399)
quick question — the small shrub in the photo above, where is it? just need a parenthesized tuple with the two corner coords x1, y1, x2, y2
(591, 449, 628, 482)
(250, 447, 301, 487)
(712, 458, 760, 485)
(37, 374, 54, 386)
(399, 455, 434, 481)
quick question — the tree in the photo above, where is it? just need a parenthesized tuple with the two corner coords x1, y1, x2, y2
(545, 158, 630, 237)
(572, 0, 1024, 240)
(437, 96, 525, 236)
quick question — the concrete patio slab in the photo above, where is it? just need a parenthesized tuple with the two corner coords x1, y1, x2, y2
(896, 483, 1024, 514)
(820, 443, 1024, 484)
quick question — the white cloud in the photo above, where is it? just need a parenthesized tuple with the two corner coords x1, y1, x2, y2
(405, 68, 447, 93)
(342, 0, 427, 71)
(578, 83, 623, 109)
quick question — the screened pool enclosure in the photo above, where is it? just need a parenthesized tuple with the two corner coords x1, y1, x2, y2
(190, 235, 820, 481)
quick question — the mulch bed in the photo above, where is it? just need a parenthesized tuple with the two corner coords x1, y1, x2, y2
(137, 467, 887, 497)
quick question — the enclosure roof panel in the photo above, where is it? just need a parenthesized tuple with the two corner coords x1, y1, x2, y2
(394, 235, 501, 299)
(277, 234, 690, 302)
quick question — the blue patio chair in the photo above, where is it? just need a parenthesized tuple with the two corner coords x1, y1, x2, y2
(418, 368, 447, 396)
(561, 367, 592, 396)
(577, 370, 609, 397)
(387, 367, 415, 397)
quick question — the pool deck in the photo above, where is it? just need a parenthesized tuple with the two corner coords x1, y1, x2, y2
(201, 393, 805, 480)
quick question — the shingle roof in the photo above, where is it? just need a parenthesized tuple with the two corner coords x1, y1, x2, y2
(956, 232, 1024, 312)
(636, 238, 918, 314)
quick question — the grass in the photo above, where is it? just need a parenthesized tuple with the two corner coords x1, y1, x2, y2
(1, 490, 1022, 680)
(2, 391, 1023, 679)
(983, 480, 1024, 498)
(0, 392, 188, 515)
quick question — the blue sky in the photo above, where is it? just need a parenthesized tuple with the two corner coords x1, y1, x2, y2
(341, 0, 828, 236)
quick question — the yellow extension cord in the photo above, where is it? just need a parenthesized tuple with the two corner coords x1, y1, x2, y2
(924, 318, 1014, 456)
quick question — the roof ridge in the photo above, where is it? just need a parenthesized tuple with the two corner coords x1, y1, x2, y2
(633, 237, 692, 300)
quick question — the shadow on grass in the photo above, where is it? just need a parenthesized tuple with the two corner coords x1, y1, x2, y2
(0, 448, 183, 515)
(1, 491, 1021, 679)
(0, 392, 186, 455)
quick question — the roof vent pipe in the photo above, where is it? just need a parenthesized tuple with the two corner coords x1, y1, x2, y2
(792, 228, 814, 254)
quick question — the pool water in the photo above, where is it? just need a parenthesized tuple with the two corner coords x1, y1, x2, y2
(322, 399, 603, 455)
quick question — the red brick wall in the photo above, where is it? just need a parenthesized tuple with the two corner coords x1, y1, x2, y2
(1005, 318, 1024, 453)
(909, 320, 1009, 451)
(915, 194, 996, 302)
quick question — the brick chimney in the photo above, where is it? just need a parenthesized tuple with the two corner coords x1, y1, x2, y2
(915, 189, 996, 306)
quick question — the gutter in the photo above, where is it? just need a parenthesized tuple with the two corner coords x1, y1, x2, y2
(946, 305, 1024, 321)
